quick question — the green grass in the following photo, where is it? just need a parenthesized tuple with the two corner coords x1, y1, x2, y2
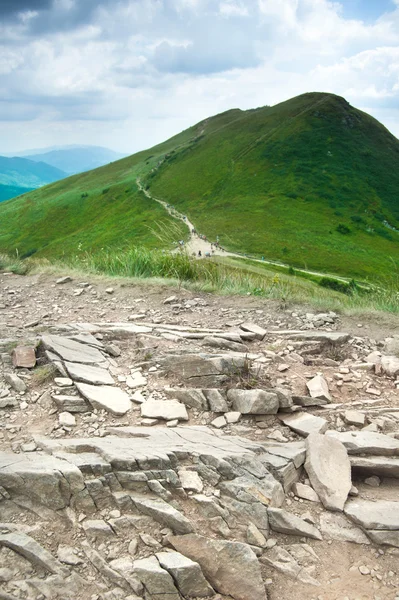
(1, 92, 399, 281)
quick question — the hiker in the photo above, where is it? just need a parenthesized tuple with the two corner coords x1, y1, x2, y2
(198, 250, 202, 257)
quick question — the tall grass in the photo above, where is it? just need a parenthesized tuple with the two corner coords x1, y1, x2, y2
(0, 252, 29, 275)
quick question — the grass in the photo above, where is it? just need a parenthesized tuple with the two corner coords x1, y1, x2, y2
(1, 92, 399, 282)
(6, 247, 397, 315)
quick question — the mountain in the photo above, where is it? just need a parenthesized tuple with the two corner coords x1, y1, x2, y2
(19, 145, 126, 175)
(0, 184, 34, 203)
(0, 155, 67, 199)
(0, 92, 398, 280)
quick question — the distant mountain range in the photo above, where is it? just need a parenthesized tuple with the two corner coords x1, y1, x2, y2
(0, 145, 126, 202)
(10, 145, 126, 175)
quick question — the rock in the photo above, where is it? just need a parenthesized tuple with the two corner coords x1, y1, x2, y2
(42, 334, 106, 365)
(164, 387, 208, 410)
(204, 336, 247, 353)
(56, 276, 72, 284)
(344, 499, 399, 531)
(12, 346, 36, 368)
(350, 455, 399, 479)
(344, 410, 365, 427)
(128, 538, 138, 556)
(292, 482, 320, 503)
(170, 534, 267, 600)
(59, 412, 76, 427)
(141, 399, 188, 421)
(225, 411, 241, 423)
(82, 519, 115, 539)
(293, 395, 328, 407)
(57, 545, 84, 565)
(132, 495, 194, 534)
(64, 361, 114, 385)
(381, 355, 399, 377)
(4, 373, 27, 392)
(305, 433, 351, 511)
(164, 295, 177, 304)
(365, 475, 381, 487)
(358, 565, 370, 575)
(279, 413, 328, 437)
(203, 389, 229, 412)
(51, 394, 89, 413)
(105, 287, 114, 294)
(277, 331, 350, 343)
(179, 469, 203, 493)
(366, 530, 399, 547)
(0, 532, 68, 575)
(55, 377, 73, 387)
(0, 397, 18, 409)
(247, 523, 267, 548)
(134, 556, 180, 600)
(306, 374, 331, 402)
(105, 343, 121, 357)
(326, 430, 399, 456)
(126, 372, 147, 389)
(75, 382, 132, 416)
(261, 545, 320, 586)
(319, 512, 370, 545)
(211, 415, 227, 428)
(227, 389, 279, 414)
(21, 441, 37, 452)
(240, 322, 266, 340)
(267, 507, 322, 540)
(156, 551, 214, 598)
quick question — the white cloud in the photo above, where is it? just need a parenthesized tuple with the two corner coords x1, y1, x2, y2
(1, 0, 399, 153)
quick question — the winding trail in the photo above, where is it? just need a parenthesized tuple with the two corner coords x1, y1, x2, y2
(136, 177, 356, 285)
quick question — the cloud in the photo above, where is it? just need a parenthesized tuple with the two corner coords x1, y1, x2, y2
(0, 0, 399, 154)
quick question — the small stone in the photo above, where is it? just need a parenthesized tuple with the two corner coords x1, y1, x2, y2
(167, 419, 179, 427)
(359, 565, 370, 575)
(105, 288, 114, 294)
(247, 523, 267, 548)
(364, 476, 381, 488)
(128, 538, 138, 556)
(225, 411, 241, 423)
(211, 415, 227, 428)
(292, 482, 320, 503)
(306, 374, 331, 402)
(344, 410, 365, 427)
(4, 373, 27, 392)
(56, 276, 72, 284)
(12, 346, 36, 368)
(21, 441, 37, 452)
(54, 377, 73, 387)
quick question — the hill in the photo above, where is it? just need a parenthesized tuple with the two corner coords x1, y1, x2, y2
(0, 155, 66, 190)
(0, 92, 398, 280)
(0, 183, 34, 203)
(20, 145, 126, 175)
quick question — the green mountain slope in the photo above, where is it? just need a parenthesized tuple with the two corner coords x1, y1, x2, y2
(0, 156, 67, 189)
(0, 92, 398, 279)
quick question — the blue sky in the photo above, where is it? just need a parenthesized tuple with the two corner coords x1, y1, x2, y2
(0, 0, 399, 153)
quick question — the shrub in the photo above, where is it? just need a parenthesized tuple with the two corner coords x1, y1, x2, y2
(336, 224, 351, 235)
(319, 277, 352, 294)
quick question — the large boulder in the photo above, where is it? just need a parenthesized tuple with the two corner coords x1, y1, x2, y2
(169, 534, 267, 600)
(305, 433, 351, 511)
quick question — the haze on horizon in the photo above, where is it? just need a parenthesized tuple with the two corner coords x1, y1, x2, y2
(1, 0, 399, 156)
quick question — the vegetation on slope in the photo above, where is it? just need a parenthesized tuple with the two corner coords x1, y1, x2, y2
(0, 184, 34, 203)
(0, 92, 398, 281)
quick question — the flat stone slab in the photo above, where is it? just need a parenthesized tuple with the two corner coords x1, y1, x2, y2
(327, 430, 399, 456)
(132, 495, 194, 534)
(305, 433, 351, 512)
(273, 331, 350, 343)
(134, 556, 180, 600)
(141, 400, 188, 421)
(239, 322, 267, 340)
(0, 532, 69, 576)
(267, 507, 322, 540)
(319, 512, 370, 545)
(350, 455, 399, 478)
(42, 335, 106, 365)
(344, 499, 399, 531)
(227, 389, 279, 414)
(156, 551, 214, 597)
(170, 534, 267, 600)
(279, 413, 328, 437)
(64, 362, 114, 386)
(75, 382, 132, 416)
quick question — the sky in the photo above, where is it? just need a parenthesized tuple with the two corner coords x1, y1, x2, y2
(1, 0, 399, 155)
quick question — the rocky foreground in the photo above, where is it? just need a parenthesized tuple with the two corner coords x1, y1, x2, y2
(0, 272, 399, 600)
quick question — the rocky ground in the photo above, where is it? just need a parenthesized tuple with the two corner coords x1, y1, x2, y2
(1, 270, 399, 600)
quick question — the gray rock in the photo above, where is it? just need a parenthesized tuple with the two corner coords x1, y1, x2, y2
(141, 399, 188, 421)
(0, 532, 68, 575)
(319, 512, 370, 544)
(203, 389, 229, 412)
(64, 361, 114, 385)
(225, 411, 241, 423)
(267, 507, 322, 540)
(179, 469, 203, 493)
(350, 455, 399, 479)
(381, 355, 399, 377)
(4, 373, 26, 392)
(293, 395, 328, 407)
(59, 411, 76, 427)
(344, 499, 399, 530)
(131, 495, 194, 534)
(42, 334, 106, 365)
(227, 389, 279, 414)
(279, 413, 328, 437)
(276, 331, 350, 343)
(327, 430, 399, 455)
(240, 322, 266, 340)
(211, 415, 227, 428)
(156, 551, 214, 597)
(367, 530, 399, 547)
(75, 382, 132, 416)
(292, 482, 319, 503)
(305, 433, 351, 511)
(246, 523, 267, 548)
(56, 276, 72, 284)
(51, 394, 89, 413)
(164, 387, 208, 410)
(82, 519, 115, 539)
(57, 545, 84, 565)
(204, 336, 247, 353)
(134, 556, 180, 600)
(170, 534, 267, 600)
(306, 374, 331, 402)
(219, 473, 284, 509)
(344, 410, 365, 427)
